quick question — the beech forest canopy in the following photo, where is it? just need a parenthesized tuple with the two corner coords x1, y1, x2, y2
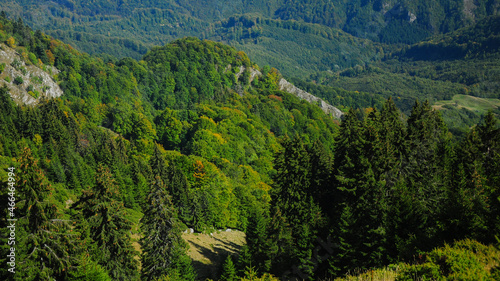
(0, 8, 499, 281)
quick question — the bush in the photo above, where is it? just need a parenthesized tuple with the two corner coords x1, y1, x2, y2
(10, 58, 21, 69)
(14, 76, 23, 85)
(28, 52, 38, 65)
(396, 240, 499, 281)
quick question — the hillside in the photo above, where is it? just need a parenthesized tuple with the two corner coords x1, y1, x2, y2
(0, 7, 499, 281)
(1, 0, 499, 77)
(0, 42, 62, 104)
(0, 15, 340, 280)
(299, 15, 500, 136)
(334, 240, 500, 281)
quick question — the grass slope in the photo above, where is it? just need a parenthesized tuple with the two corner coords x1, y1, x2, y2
(183, 230, 246, 280)
(433, 94, 500, 114)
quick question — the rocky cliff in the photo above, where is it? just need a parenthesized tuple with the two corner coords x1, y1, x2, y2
(0, 43, 63, 105)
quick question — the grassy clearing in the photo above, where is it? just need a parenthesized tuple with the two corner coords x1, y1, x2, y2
(183, 230, 246, 280)
(126, 208, 144, 267)
(433, 94, 500, 113)
(333, 266, 400, 281)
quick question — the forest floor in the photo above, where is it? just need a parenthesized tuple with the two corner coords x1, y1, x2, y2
(183, 230, 246, 280)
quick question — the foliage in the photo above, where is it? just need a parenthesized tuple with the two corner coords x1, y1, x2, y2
(140, 175, 195, 281)
(220, 255, 237, 281)
(0, 12, 499, 281)
(72, 165, 139, 280)
(397, 240, 500, 281)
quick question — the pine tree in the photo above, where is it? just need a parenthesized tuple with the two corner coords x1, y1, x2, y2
(73, 165, 139, 280)
(166, 164, 192, 225)
(149, 144, 170, 182)
(140, 176, 195, 281)
(330, 107, 390, 274)
(377, 97, 406, 186)
(334, 108, 366, 196)
(266, 206, 293, 274)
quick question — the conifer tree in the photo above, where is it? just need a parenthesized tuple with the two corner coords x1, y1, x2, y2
(331, 108, 388, 273)
(140, 176, 195, 281)
(166, 164, 193, 225)
(377, 97, 406, 186)
(270, 136, 324, 276)
(334, 108, 367, 196)
(266, 206, 293, 274)
(14, 147, 80, 280)
(246, 208, 270, 272)
(73, 165, 139, 280)
(220, 255, 237, 281)
(403, 100, 449, 250)
(149, 144, 170, 182)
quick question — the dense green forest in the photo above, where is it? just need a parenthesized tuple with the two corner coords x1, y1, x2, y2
(294, 15, 500, 137)
(0, 8, 500, 281)
(1, 0, 499, 76)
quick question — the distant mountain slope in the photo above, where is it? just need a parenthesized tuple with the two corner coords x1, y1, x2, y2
(205, 15, 385, 77)
(299, 15, 500, 135)
(1, 0, 499, 76)
(396, 15, 500, 60)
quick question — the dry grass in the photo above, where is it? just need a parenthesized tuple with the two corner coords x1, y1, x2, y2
(332, 266, 399, 281)
(183, 230, 246, 280)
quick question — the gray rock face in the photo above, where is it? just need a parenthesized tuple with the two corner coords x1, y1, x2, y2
(0, 43, 63, 105)
(235, 65, 343, 119)
(278, 78, 344, 119)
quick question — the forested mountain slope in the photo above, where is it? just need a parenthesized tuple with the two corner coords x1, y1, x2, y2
(1, 0, 499, 77)
(0, 15, 340, 280)
(0, 9, 499, 281)
(297, 15, 500, 136)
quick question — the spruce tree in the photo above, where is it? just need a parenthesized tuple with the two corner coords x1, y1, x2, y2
(270, 136, 325, 276)
(246, 208, 270, 272)
(331, 108, 388, 273)
(14, 147, 80, 280)
(140, 176, 195, 281)
(73, 165, 139, 280)
(402, 100, 449, 252)
(220, 255, 237, 281)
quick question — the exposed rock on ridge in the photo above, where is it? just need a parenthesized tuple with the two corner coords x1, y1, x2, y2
(278, 78, 344, 119)
(236, 65, 343, 119)
(0, 43, 63, 105)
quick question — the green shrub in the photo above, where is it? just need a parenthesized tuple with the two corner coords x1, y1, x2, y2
(10, 58, 21, 69)
(0, 62, 5, 73)
(396, 240, 499, 281)
(14, 76, 23, 85)
(397, 263, 443, 281)
(28, 52, 38, 65)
